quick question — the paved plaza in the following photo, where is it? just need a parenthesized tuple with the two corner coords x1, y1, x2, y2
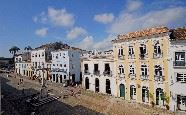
(1, 73, 184, 115)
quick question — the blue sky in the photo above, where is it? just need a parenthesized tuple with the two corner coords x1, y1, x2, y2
(0, 0, 186, 57)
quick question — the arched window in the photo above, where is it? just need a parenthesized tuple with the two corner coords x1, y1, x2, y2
(119, 65, 124, 74)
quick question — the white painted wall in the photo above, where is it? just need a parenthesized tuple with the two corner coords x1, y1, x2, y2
(169, 40, 186, 111)
(82, 51, 117, 96)
(51, 50, 81, 83)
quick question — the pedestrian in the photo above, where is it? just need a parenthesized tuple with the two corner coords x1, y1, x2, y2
(17, 82, 19, 88)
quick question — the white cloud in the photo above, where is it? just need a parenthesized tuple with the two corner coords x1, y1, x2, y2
(66, 27, 87, 39)
(48, 7, 74, 27)
(75, 35, 114, 51)
(77, 36, 94, 50)
(94, 13, 114, 24)
(126, 0, 142, 12)
(35, 27, 48, 37)
(93, 34, 114, 50)
(33, 7, 74, 27)
(108, 7, 186, 34)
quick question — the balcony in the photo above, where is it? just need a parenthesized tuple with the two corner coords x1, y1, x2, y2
(118, 73, 125, 78)
(154, 75, 165, 83)
(103, 70, 112, 77)
(84, 70, 90, 75)
(153, 53, 163, 59)
(140, 75, 149, 81)
(128, 54, 135, 59)
(139, 54, 147, 60)
(173, 61, 186, 67)
(129, 74, 136, 80)
(93, 70, 100, 76)
(118, 55, 125, 60)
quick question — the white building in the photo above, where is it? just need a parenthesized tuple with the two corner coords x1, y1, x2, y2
(169, 28, 186, 111)
(31, 48, 52, 80)
(81, 50, 117, 96)
(51, 49, 81, 85)
(15, 54, 23, 75)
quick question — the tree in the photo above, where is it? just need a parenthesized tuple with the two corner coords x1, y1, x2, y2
(9, 46, 20, 57)
(9, 46, 20, 63)
(24, 46, 32, 52)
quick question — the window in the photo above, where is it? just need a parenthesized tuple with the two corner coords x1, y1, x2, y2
(175, 52, 185, 61)
(154, 42, 161, 54)
(104, 63, 110, 72)
(118, 48, 124, 56)
(155, 65, 163, 76)
(60, 64, 62, 67)
(39, 54, 40, 57)
(175, 52, 185, 66)
(42, 52, 44, 56)
(129, 46, 134, 55)
(35, 53, 37, 57)
(32, 54, 34, 57)
(56, 54, 58, 59)
(130, 85, 136, 100)
(53, 64, 55, 66)
(94, 64, 99, 72)
(60, 53, 61, 56)
(177, 73, 186, 83)
(84, 64, 88, 70)
(64, 64, 66, 67)
(119, 65, 124, 74)
(72, 64, 74, 69)
(64, 75, 66, 79)
(141, 64, 148, 76)
(139, 44, 147, 55)
(129, 65, 135, 75)
(72, 54, 74, 57)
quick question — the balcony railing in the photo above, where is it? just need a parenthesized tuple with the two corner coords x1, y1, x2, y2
(118, 73, 125, 78)
(118, 55, 125, 60)
(173, 61, 186, 67)
(139, 54, 147, 59)
(103, 70, 112, 76)
(140, 75, 149, 81)
(128, 54, 135, 59)
(153, 53, 163, 59)
(93, 70, 100, 76)
(129, 74, 136, 80)
(154, 75, 165, 82)
(84, 70, 90, 75)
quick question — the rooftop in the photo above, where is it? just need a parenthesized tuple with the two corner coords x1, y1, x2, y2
(170, 27, 186, 40)
(112, 26, 169, 43)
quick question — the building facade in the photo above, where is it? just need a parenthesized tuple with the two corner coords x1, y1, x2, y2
(112, 27, 171, 108)
(31, 48, 52, 80)
(51, 49, 81, 85)
(81, 50, 117, 96)
(169, 28, 186, 111)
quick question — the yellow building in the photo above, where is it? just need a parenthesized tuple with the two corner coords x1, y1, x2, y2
(112, 27, 170, 108)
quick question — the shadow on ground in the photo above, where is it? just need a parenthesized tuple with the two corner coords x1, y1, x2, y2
(1, 75, 104, 115)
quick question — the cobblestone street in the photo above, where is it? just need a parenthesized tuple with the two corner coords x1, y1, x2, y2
(1, 73, 180, 115)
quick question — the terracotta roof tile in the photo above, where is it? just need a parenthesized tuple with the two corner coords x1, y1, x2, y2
(112, 26, 169, 42)
(170, 27, 186, 40)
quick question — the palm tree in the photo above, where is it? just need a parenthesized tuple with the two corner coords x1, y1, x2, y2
(9, 46, 20, 62)
(24, 46, 32, 52)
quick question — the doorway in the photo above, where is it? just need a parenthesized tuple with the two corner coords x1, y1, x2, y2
(120, 84, 125, 98)
(156, 88, 164, 106)
(95, 78, 99, 92)
(85, 77, 89, 89)
(106, 79, 111, 94)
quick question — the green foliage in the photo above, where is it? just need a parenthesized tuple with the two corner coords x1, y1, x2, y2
(149, 92, 154, 100)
